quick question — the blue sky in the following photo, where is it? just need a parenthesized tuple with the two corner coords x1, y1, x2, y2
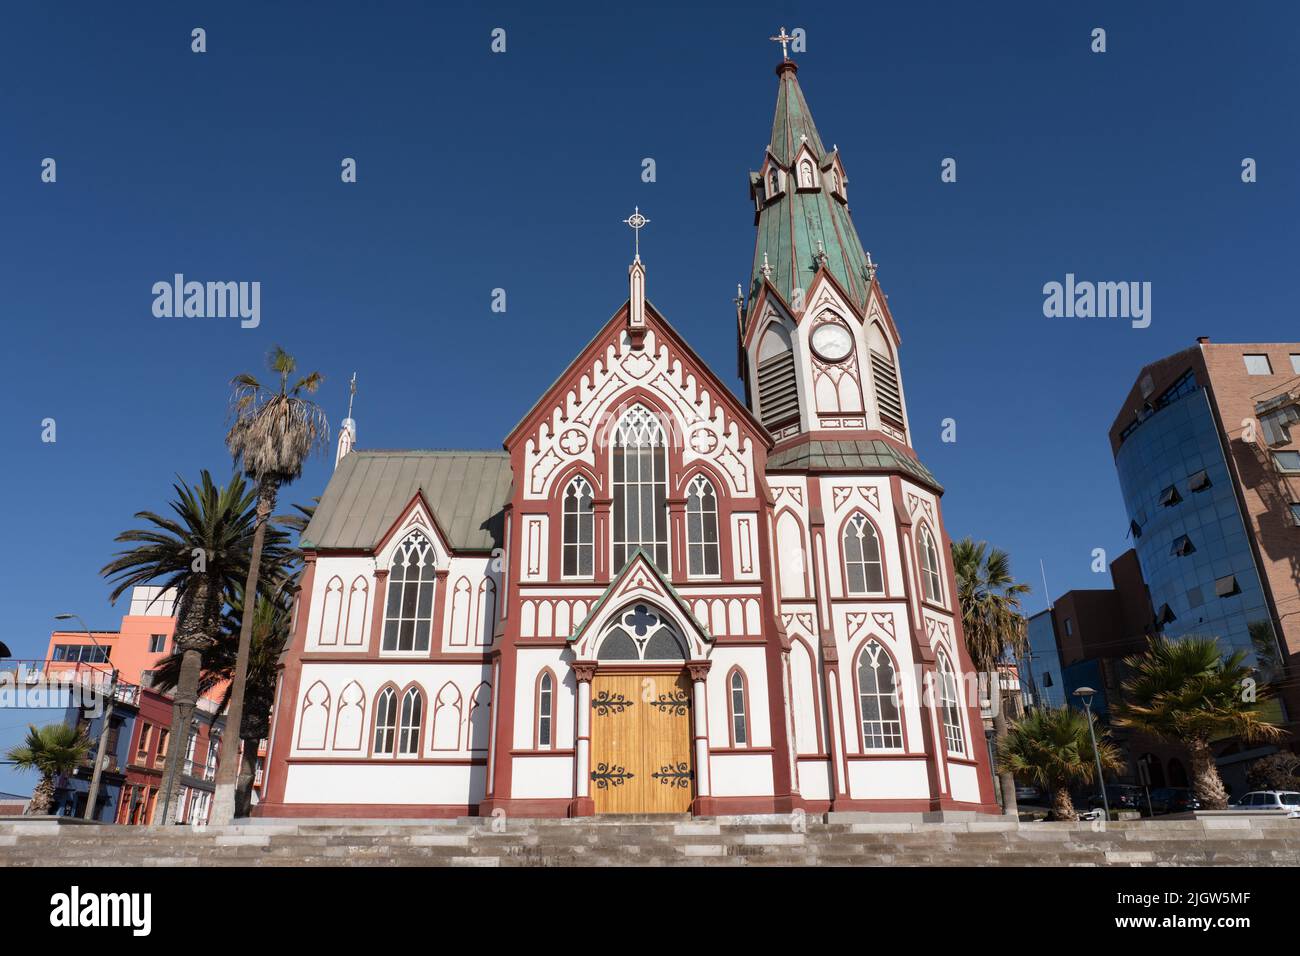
(1, 1, 1296, 660)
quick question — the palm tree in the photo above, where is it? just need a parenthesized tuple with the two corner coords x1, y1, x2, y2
(1112, 635, 1284, 809)
(101, 471, 267, 824)
(997, 707, 1123, 821)
(212, 346, 328, 823)
(5, 723, 93, 815)
(152, 583, 294, 816)
(951, 537, 1031, 816)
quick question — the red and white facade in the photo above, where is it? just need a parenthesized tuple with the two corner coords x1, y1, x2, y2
(258, 59, 998, 819)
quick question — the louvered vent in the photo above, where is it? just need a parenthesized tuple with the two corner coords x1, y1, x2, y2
(758, 351, 799, 430)
(870, 350, 904, 427)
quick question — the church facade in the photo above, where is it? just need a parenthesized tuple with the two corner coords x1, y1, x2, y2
(258, 56, 1000, 818)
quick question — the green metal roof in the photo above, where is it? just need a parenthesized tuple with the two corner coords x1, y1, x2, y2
(747, 62, 872, 327)
(302, 450, 511, 552)
(767, 439, 943, 492)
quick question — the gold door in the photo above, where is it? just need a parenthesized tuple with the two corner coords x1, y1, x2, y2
(590, 671, 693, 814)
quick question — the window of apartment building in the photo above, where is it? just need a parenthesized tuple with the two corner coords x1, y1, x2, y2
(51, 644, 111, 663)
(155, 728, 169, 766)
(1290, 502, 1300, 527)
(1274, 451, 1300, 474)
(1291, 354, 1300, 375)
(136, 724, 153, 763)
(1170, 534, 1196, 557)
(1215, 575, 1241, 597)
(1243, 354, 1273, 375)
(1063, 618, 1073, 636)
(1159, 484, 1182, 507)
(1188, 469, 1211, 492)
(148, 634, 166, 653)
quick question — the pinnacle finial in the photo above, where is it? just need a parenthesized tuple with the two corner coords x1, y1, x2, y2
(769, 26, 795, 61)
(760, 251, 773, 279)
(865, 251, 877, 282)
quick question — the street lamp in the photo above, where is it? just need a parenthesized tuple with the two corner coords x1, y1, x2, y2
(1073, 686, 1109, 819)
(54, 613, 117, 822)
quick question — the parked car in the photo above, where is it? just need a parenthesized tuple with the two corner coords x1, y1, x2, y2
(1232, 791, 1300, 812)
(1086, 785, 1145, 814)
(1147, 787, 1201, 815)
(1014, 784, 1043, 803)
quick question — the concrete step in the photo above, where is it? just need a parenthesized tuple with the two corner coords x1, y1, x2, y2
(3, 816, 1298, 867)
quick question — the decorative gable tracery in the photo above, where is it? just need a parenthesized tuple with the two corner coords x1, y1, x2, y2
(522, 329, 758, 500)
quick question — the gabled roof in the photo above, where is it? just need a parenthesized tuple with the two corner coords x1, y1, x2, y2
(746, 61, 873, 330)
(302, 450, 511, 552)
(505, 297, 773, 451)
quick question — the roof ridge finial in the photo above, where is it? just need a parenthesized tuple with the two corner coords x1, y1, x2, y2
(760, 251, 773, 279)
(335, 373, 358, 470)
(623, 206, 650, 263)
(865, 251, 877, 282)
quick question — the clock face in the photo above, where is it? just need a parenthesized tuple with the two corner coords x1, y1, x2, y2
(811, 322, 853, 362)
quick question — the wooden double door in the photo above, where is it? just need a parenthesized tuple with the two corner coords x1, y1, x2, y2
(590, 671, 694, 814)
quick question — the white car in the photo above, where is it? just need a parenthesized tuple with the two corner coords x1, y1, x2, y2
(1233, 791, 1300, 815)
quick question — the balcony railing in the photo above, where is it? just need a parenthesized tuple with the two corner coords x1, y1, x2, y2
(0, 660, 141, 707)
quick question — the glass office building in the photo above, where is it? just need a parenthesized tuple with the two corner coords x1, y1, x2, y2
(1114, 379, 1281, 674)
(1020, 610, 1066, 710)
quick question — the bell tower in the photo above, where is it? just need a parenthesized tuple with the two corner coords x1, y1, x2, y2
(740, 51, 912, 452)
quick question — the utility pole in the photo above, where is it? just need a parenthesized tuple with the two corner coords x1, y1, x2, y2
(54, 613, 116, 822)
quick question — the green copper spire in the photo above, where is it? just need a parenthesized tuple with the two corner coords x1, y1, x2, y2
(746, 60, 873, 327)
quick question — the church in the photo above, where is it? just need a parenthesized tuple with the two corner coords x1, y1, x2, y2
(258, 47, 1000, 819)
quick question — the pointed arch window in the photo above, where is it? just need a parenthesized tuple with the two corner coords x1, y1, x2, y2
(728, 669, 749, 746)
(867, 323, 904, 429)
(373, 687, 397, 755)
(562, 477, 595, 577)
(536, 671, 555, 749)
(857, 642, 903, 749)
(798, 159, 815, 188)
(612, 405, 669, 572)
(918, 526, 943, 604)
(937, 653, 965, 755)
(383, 530, 436, 652)
(398, 687, 424, 756)
(757, 322, 799, 431)
(686, 475, 720, 576)
(843, 513, 884, 594)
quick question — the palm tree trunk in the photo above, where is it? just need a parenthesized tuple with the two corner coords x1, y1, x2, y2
(27, 775, 56, 815)
(211, 475, 277, 824)
(158, 587, 211, 827)
(235, 735, 259, 818)
(987, 665, 1018, 817)
(1051, 785, 1077, 822)
(1188, 738, 1228, 810)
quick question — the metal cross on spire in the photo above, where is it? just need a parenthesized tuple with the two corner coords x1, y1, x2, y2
(346, 372, 357, 419)
(769, 26, 795, 60)
(623, 206, 650, 262)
